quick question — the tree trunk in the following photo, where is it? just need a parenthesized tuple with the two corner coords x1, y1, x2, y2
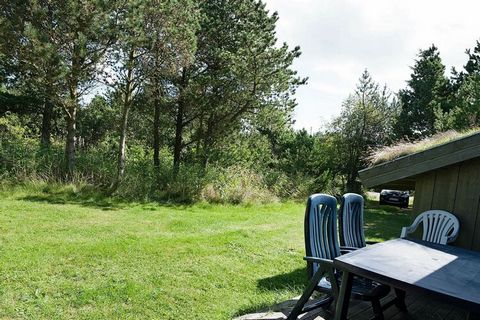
(200, 118, 214, 173)
(345, 171, 362, 194)
(173, 98, 184, 177)
(41, 100, 53, 146)
(201, 141, 210, 172)
(111, 49, 135, 193)
(113, 100, 131, 190)
(153, 87, 161, 170)
(65, 45, 81, 180)
(173, 69, 187, 177)
(65, 76, 78, 179)
(65, 102, 76, 179)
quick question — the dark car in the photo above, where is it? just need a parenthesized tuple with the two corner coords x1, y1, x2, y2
(379, 189, 409, 208)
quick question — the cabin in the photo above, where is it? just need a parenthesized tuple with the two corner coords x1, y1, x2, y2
(359, 132, 480, 251)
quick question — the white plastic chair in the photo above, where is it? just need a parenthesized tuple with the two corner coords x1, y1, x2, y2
(401, 210, 460, 245)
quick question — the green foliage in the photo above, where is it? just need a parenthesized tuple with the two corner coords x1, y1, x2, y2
(395, 45, 451, 139)
(0, 0, 307, 201)
(174, 0, 306, 168)
(200, 166, 277, 204)
(77, 95, 117, 146)
(436, 41, 480, 131)
(2, 0, 480, 204)
(0, 113, 58, 179)
(329, 70, 398, 193)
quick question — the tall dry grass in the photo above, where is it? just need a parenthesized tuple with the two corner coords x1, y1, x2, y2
(368, 128, 480, 165)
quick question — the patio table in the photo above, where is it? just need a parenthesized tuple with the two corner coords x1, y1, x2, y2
(333, 238, 480, 320)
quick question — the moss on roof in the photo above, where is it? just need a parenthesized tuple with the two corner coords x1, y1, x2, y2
(368, 128, 480, 166)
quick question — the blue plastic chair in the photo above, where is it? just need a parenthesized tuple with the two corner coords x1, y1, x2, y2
(287, 194, 390, 320)
(338, 193, 367, 249)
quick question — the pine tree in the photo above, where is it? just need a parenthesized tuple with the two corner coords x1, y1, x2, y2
(171, 0, 306, 173)
(107, 0, 198, 191)
(437, 41, 480, 130)
(0, 1, 64, 145)
(3, 0, 118, 177)
(395, 45, 450, 139)
(331, 70, 396, 193)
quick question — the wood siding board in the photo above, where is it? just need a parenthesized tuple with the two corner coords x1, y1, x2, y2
(452, 158, 480, 249)
(359, 132, 480, 188)
(411, 172, 436, 239)
(413, 172, 436, 215)
(471, 189, 480, 251)
(431, 165, 460, 212)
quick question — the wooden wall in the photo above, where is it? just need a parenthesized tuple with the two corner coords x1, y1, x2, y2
(412, 157, 480, 250)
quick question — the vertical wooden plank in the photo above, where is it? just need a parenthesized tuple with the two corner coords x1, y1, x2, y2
(413, 171, 436, 215)
(411, 172, 436, 239)
(466, 158, 480, 251)
(453, 158, 480, 250)
(431, 164, 460, 212)
(472, 199, 480, 251)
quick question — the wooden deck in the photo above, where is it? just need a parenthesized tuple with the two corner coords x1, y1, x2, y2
(234, 290, 468, 320)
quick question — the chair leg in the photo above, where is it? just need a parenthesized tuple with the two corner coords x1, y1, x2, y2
(287, 268, 326, 320)
(335, 271, 354, 320)
(467, 311, 480, 320)
(394, 288, 407, 311)
(371, 299, 384, 320)
(302, 295, 333, 313)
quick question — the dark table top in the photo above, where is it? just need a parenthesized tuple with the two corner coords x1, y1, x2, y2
(334, 238, 480, 310)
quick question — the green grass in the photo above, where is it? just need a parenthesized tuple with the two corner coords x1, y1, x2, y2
(0, 185, 411, 319)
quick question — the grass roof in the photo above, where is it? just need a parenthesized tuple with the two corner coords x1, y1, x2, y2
(368, 128, 480, 166)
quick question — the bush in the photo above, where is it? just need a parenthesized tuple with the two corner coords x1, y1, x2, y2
(0, 114, 51, 180)
(200, 166, 277, 204)
(0, 114, 323, 204)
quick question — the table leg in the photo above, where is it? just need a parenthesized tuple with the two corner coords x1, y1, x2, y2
(394, 288, 407, 311)
(335, 271, 353, 320)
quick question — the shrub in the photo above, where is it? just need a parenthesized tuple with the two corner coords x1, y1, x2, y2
(0, 114, 306, 204)
(200, 166, 277, 204)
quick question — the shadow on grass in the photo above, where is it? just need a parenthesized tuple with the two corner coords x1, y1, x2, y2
(233, 268, 313, 318)
(17, 183, 200, 211)
(257, 267, 307, 292)
(20, 191, 124, 210)
(233, 301, 280, 318)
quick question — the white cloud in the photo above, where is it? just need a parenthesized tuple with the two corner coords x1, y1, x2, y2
(264, 0, 480, 131)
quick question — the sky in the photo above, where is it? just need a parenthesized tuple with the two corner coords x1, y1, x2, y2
(263, 0, 480, 132)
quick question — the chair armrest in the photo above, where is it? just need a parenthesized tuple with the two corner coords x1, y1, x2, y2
(340, 246, 359, 251)
(401, 215, 423, 238)
(340, 246, 358, 254)
(401, 226, 414, 238)
(303, 256, 333, 266)
(304, 256, 338, 297)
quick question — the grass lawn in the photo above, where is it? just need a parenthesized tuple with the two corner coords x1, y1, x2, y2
(0, 186, 411, 319)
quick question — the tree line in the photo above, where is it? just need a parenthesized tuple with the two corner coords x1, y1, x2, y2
(320, 43, 480, 193)
(0, 1, 479, 202)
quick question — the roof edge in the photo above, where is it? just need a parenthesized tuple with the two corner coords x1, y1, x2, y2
(359, 132, 480, 188)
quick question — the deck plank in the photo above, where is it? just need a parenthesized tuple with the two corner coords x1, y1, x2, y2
(234, 290, 467, 320)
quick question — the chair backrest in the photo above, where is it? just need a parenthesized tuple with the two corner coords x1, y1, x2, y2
(304, 194, 341, 279)
(338, 193, 366, 248)
(401, 210, 460, 245)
